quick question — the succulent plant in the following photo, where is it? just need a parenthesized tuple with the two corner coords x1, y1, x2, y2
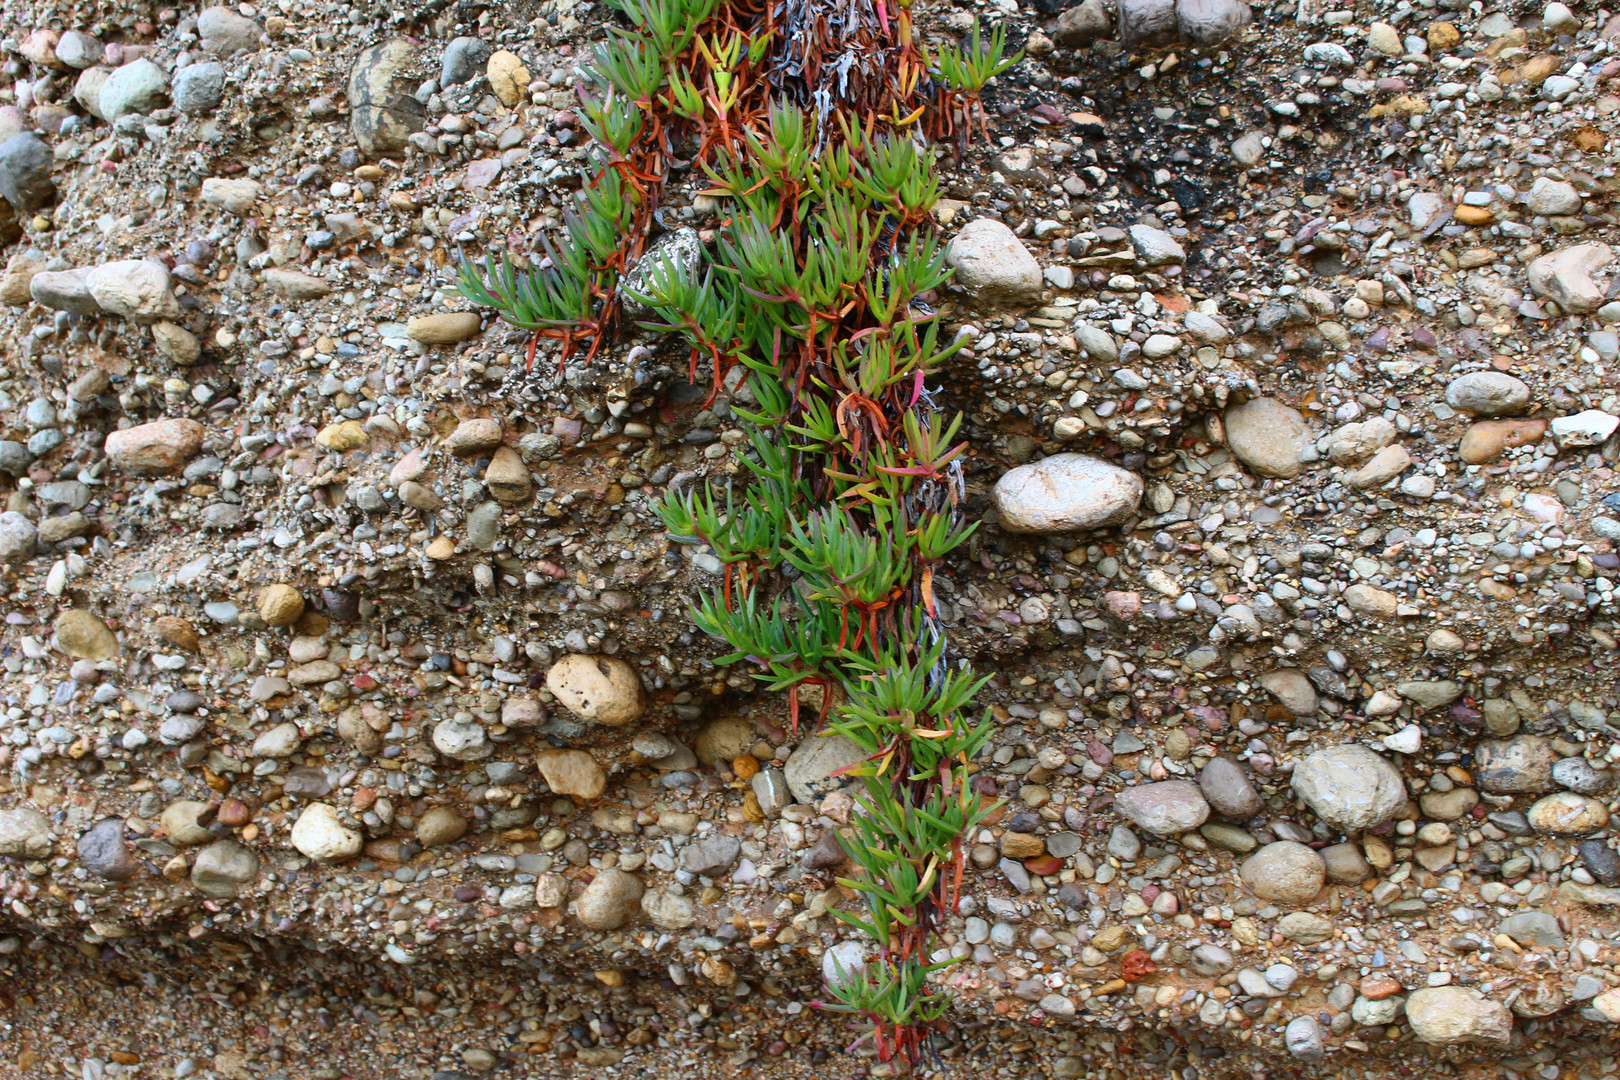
(455, 0, 1017, 1061)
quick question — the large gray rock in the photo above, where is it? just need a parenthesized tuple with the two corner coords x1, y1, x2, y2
(1285, 1016, 1325, 1061)
(191, 839, 259, 897)
(784, 733, 868, 804)
(1119, 0, 1177, 43)
(1199, 756, 1262, 818)
(1445, 371, 1531, 416)
(0, 133, 54, 212)
(1290, 745, 1408, 834)
(1499, 911, 1565, 947)
(0, 807, 52, 856)
(1175, 0, 1252, 44)
(1128, 224, 1185, 266)
(77, 818, 136, 881)
(1114, 780, 1209, 835)
(54, 31, 103, 69)
(98, 58, 168, 120)
(198, 7, 262, 56)
(1405, 987, 1513, 1046)
(1224, 398, 1307, 478)
(441, 36, 493, 86)
(946, 219, 1042, 304)
(576, 867, 643, 930)
(348, 39, 426, 156)
(87, 259, 180, 322)
(1396, 679, 1462, 710)
(1525, 177, 1582, 217)
(993, 454, 1142, 533)
(680, 834, 741, 877)
(1239, 841, 1325, 905)
(1529, 243, 1614, 313)
(1476, 736, 1558, 794)
(0, 511, 35, 561)
(1258, 668, 1318, 717)
(173, 61, 225, 113)
(1051, 0, 1114, 43)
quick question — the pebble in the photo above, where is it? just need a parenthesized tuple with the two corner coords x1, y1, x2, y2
(173, 61, 225, 113)
(0, 808, 52, 857)
(54, 609, 118, 660)
(679, 835, 741, 877)
(1528, 792, 1610, 836)
(1405, 987, 1514, 1046)
(486, 50, 530, 108)
(1198, 756, 1262, 817)
(946, 219, 1043, 303)
(349, 40, 425, 155)
(201, 178, 263, 216)
(1224, 398, 1308, 478)
(1444, 371, 1531, 416)
(87, 259, 180, 321)
(0, 511, 36, 561)
(1528, 243, 1614, 312)
(190, 839, 259, 897)
(1459, 419, 1546, 464)
(1291, 745, 1408, 834)
(783, 733, 867, 804)
(77, 818, 136, 881)
(290, 803, 363, 861)
(408, 312, 483, 344)
(0, 133, 54, 212)
(1239, 841, 1326, 905)
(441, 37, 493, 86)
(198, 6, 263, 55)
(416, 806, 468, 847)
(992, 454, 1142, 533)
(537, 749, 606, 799)
(544, 655, 646, 726)
(1285, 1016, 1325, 1060)
(1475, 736, 1557, 794)
(1113, 780, 1210, 835)
(576, 868, 643, 930)
(97, 58, 168, 120)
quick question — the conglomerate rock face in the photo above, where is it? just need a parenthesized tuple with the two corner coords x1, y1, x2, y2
(0, 0, 1619, 1075)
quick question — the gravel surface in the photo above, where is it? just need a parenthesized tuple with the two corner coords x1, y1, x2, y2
(3, 0, 1620, 1074)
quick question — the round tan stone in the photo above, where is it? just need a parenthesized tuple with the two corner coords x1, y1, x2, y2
(486, 50, 529, 107)
(256, 584, 305, 627)
(1459, 419, 1547, 464)
(576, 867, 643, 930)
(408, 312, 483, 344)
(150, 615, 200, 653)
(316, 420, 368, 452)
(538, 749, 606, 799)
(104, 418, 205, 475)
(695, 715, 755, 765)
(55, 609, 118, 660)
(545, 654, 645, 726)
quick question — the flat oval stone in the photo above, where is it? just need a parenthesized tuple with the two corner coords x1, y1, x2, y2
(993, 454, 1142, 534)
